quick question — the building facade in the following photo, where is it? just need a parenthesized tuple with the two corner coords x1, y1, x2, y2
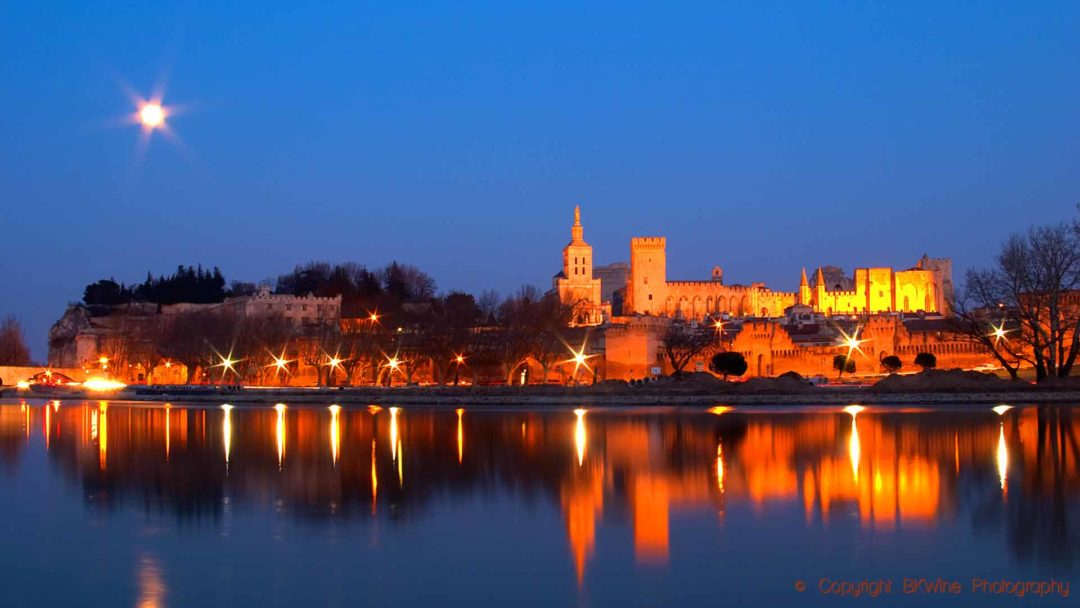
(555, 207, 951, 322)
(553, 206, 606, 326)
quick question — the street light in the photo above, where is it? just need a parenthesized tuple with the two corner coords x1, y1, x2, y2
(453, 354, 466, 386)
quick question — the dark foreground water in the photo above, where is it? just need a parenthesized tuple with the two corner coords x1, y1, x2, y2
(0, 399, 1078, 607)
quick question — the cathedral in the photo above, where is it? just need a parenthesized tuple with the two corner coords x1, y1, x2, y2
(555, 207, 952, 324)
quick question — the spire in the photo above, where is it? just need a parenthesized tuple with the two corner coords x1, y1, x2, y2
(800, 267, 809, 288)
(815, 267, 826, 290)
(571, 205, 584, 243)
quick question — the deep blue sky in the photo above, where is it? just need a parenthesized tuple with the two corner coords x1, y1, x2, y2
(2, 2, 1078, 360)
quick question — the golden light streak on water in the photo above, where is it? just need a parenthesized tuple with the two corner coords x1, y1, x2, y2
(329, 405, 341, 466)
(954, 431, 959, 474)
(997, 422, 1008, 495)
(848, 413, 860, 482)
(222, 405, 233, 466)
(44, 403, 50, 450)
(274, 403, 286, 469)
(389, 407, 400, 460)
(136, 553, 166, 608)
(370, 439, 378, 509)
(716, 442, 724, 494)
(574, 409, 587, 467)
(456, 408, 464, 465)
(164, 404, 171, 460)
(397, 440, 404, 487)
(98, 401, 108, 471)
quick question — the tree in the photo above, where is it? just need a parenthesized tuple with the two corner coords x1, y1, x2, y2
(960, 221, 1080, 382)
(527, 293, 575, 384)
(661, 320, 715, 377)
(83, 279, 131, 306)
(710, 351, 747, 379)
(880, 355, 902, 374)
(491, 287, 541, 385)
(914, 352, 937, 371)
(833, 354, 855, 379)
(159, 310, 232, 383)
(0, 316, 31, 365)
(119, 316, 165, 383)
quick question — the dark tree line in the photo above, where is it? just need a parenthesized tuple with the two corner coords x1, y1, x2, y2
(83, 265, 227, 306)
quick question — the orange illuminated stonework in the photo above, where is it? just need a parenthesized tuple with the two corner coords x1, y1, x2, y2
(554, 206, 606, 326)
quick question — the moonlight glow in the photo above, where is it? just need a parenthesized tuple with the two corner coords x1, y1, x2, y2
(139, 103, 166, 129)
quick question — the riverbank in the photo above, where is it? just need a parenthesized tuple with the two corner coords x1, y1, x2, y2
(5, 369, 1080, 406)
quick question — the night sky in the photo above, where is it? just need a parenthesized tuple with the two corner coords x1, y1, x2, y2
(2, 2, 1078, 360)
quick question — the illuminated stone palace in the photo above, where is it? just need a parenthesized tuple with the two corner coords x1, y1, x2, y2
(554, 207, 952, 322)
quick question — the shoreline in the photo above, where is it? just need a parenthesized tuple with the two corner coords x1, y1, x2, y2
(6, 385, 1080, 407)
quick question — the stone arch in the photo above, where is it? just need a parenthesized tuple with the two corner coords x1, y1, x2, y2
(665, 296, 675, 315)
(692, 296, 703, 319)
(739, 295, 749, 316)
(756, 354, 764, 377)
(706, 296, 714, 315)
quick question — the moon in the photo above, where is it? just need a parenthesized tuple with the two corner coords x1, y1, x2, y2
(139, 103, 166, 128)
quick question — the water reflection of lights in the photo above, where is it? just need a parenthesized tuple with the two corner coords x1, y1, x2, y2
(389, 407, 400, 458)
(274, 403, 286, 468)
(992, 405, 1012, 416)
(98, 401, 108, 471)
(44, 402, 50, 450)
(329, 405, 341, 466)
(370, 439, 378, 508)
(843, 405, 865, 416)
(222, 404, 233, 466)
(997, 423, 1008, 494)
(137, 553, 166, 608)
(456, 408, 464, 465)
(574, 409, 587, 467)
(389, 407, 403, 485)
(716, 442, 725, 494)
(848, 413, 861, 482)
(164, 403, 171, 460)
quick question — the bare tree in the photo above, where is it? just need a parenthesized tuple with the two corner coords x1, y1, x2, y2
(528, 293, 574, 384)
(119, 316, 165, 383)
(962, 222, 1080, 382)
(661, 320, 715, 376)
(0, 316, 32, 366)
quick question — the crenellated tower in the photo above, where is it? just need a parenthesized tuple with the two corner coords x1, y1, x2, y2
(627, 237, 668, 315)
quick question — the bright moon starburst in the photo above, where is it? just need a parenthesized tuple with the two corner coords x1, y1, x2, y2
(139, 103, 166, 129)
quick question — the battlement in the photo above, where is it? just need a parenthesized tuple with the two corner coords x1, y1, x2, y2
(630, 236, 666, 250)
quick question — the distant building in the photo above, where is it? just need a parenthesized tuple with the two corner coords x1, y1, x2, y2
(48, 288, 341, 379)
(553, 207, 951, 322)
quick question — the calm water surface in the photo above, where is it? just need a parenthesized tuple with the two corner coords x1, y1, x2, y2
(1, 399, 1078, 606)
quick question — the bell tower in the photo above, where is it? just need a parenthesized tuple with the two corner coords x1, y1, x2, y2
(555, 206, 603, 325)
(562, 205, 593, 281)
